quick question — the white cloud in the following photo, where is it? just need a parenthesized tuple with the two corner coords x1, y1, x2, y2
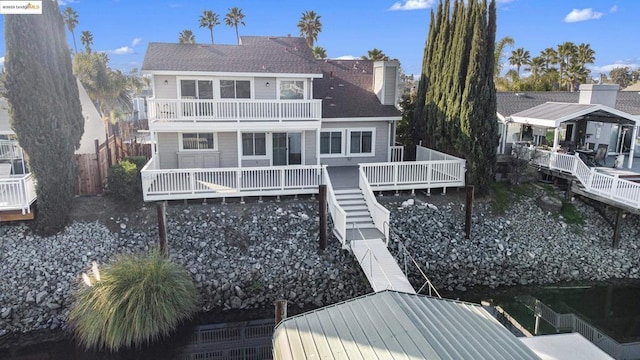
(590, 62, 639, 75)
(132, 38, 142, 47)
(58, 0, 78, 6)
(0, 56, 4, 69)
(109, 46, 134, 55)
(610, 5, 618, 13)
(388, 0, 434, 11)
(564, 8, 604, 23)
(333, 55, 359, 60)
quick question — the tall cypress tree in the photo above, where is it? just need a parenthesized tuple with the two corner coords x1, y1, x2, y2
(4, 0, 85, 234)
(413, 0, 498, 194)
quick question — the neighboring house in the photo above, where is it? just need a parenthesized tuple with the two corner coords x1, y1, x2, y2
(0, 79, 106, 219)
(497, 86, 640, 158)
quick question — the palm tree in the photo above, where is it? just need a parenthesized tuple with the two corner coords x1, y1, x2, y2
(540, 47, 558, 71)
(494, 36, 514, 76)
(526, 56, 546, 78)
(62, 6, 79, 53)
(297, 10, 322, 48)
(564, 62, 588, 92)
(312, 46, 327, 60)
(199, 10, 220, 44)
(178, 29, 196, 44)
(80, 30, 93, 53)
(361, 48, 389, 62)
(224, 7, 245, 45)
(557, 41, 577, 90)
(576, 43, 595, 67)
(508, 47, 530, 76)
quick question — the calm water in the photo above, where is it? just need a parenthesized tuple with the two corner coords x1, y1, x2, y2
(3, 282, 640, 359)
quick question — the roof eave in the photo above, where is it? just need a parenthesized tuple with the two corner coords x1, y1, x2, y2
(142, 69, 324, 78)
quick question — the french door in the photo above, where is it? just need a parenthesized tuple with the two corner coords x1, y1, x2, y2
(273, 132, 302, 166)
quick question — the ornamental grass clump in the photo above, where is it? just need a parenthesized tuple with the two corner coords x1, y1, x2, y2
(69, 252, 199, 351)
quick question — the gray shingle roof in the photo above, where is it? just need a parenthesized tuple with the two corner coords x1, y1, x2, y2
(273, 290, 540, 360)
(313, 59, 400, 118)
(142, 36, 321, 74)
(498, 91, 640, 117)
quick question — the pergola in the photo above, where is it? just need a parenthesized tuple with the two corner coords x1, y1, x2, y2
(509, 102, 639, 168)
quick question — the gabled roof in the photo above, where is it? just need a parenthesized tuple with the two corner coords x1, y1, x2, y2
(273, 290, 540, 360)
(498, 91, 640, 116)
(313, 59, 400, 118)
(142, 36, 322, 76)
(510, 102, 638, 128)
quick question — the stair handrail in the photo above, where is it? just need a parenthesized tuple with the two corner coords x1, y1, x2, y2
(393, 232, 441, 298)
(358, 167, 390, 242)
(351, 223, 395, 291)
(322, 166, 348, 247)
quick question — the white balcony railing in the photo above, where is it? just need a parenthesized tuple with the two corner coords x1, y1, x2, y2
(389, 146, 404, 162)
(322, 167, 347, 247)
(361, 159, 466, 192)
(148, 99, 322, 123)
(141, 157, 323, 201)
(358, 168, 390, 244)
(0, 173, 36, 213)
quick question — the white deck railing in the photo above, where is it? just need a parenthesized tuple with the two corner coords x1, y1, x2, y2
(389, 146, 404, 162)
(148, 99, 322, 122)
(358, 168, 390, 244)
(141, 157, 323, 201)
(322, 167, 347, 246)
(0, 140, 24, 160)
(416, 145, 460, 162)
(0, 173, 36, 213)
(361, 159, 466, 192)
(525, 147, 640, 209)
(518, 295, 640, 360)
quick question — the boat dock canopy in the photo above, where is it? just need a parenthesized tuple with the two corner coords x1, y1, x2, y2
(273, 290, 540, 360)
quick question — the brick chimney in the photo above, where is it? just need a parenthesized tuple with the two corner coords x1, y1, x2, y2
(578, 84, 620, 108)
(373, 60, 400, 107)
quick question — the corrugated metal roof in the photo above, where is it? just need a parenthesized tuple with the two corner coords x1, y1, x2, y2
(510, 102, 638, 128)
(497, 91, 640, 116)
(273, 290, 541, 360)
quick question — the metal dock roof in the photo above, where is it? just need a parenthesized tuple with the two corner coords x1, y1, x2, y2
(273, 290, 541, 360)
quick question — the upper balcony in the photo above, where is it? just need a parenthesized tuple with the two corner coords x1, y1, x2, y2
(148, 99, 322, 129)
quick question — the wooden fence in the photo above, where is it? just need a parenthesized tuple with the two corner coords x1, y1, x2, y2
(76, 135, 151, 196)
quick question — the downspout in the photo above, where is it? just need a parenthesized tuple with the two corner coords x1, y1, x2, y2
(629, 124, 637, 169)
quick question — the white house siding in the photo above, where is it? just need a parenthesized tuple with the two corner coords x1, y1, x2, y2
(217, 132, 239, 167)
(320, 121, 389, 166)
(154, 75, 177, 98)
(384, 66, 397, 105)
(304, 130, 317, 165)
(157, 132, 179, 169)
(254, 77, 277, 99)
(242, 159, 270, 167)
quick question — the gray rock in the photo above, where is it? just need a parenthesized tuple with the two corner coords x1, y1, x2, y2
(35, 291, 48, 304)
(536, 195, 562, 213)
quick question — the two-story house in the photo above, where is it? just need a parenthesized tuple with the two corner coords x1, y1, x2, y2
(140, 36, 466, 246)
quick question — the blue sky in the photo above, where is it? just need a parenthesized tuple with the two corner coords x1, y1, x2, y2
(0, 0, 637, 78)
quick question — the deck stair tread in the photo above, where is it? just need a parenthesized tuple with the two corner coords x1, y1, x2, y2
(347, 216, 374, 223)
(350, 239, 415, 294)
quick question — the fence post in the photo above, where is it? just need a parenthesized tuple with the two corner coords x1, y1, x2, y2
(319, 184, 327, 251)
(94, 139, 103, 194)
(157, 201, 168, 256)
(274, 300, 287, 325)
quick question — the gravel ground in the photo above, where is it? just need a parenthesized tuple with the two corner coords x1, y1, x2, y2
(1, 185, 639, 338)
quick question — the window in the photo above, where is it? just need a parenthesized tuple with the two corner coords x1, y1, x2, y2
(320, 131, 342, 155)
(181, 133, 215, 150)
(242, 133, 266, 156)
(180, 80, 213, 99)
(220, 80, 251, 99)
(349, 130, 373, 155)
(279, 80, 304, 100)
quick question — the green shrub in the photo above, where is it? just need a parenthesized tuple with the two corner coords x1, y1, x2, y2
(107, 160, 141, 202)
(123, 156, 148, 170)
(69, 252, 199, 351)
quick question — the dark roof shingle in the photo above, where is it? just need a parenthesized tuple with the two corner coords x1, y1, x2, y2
(142, 36, 321, 74)
(313, 59, 400, 118)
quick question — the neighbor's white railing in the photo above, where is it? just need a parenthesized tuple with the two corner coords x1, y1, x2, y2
(141, 157, 322, 201)
(389, 145, 404, 162)
(416, 145, 460, 162)
(0, 140, 24, 160)
(358, 168, 390, 244)
(525, 147, 640, 209)
(148, 99, 322, 122)
(322, 167, 348, 247)
(361, 159, 466, 192)
(518, 295, 640, 360)
(0, 173, 36, 213)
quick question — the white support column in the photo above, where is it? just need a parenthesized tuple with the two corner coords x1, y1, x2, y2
(629, 125, 637, 169)
(316, 128, 321, 166)
(236, 130, 242, 168)
(552, 127, 560, 152)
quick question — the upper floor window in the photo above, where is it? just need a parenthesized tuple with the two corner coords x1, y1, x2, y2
(220, 80, 251, 99)
(181, 133, 216, 150)
(280, 80, 304, 100)
(180, 80, 213, 99)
